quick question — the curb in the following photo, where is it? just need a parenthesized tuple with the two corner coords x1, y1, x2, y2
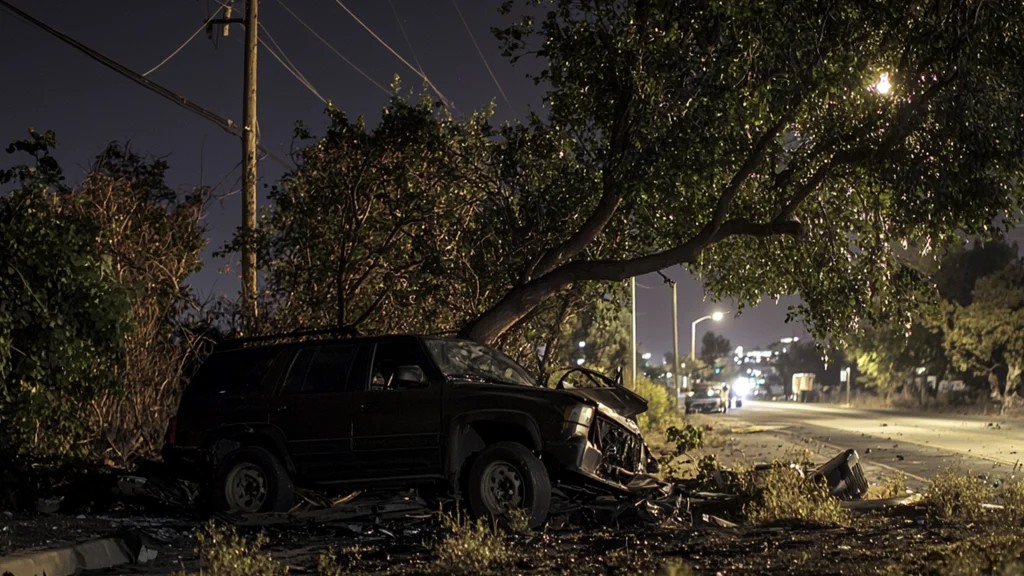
(0, 535, 148, 576)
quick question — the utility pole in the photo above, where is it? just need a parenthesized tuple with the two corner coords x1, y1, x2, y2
(630, 277, 637, 389)
(845, 367, 852, 406)
(241, 0, 259, 332)
(671, 280, 681, 403)
(208, 1, 259, 333)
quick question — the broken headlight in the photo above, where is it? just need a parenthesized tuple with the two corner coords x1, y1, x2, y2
(562, 404, 595, 437)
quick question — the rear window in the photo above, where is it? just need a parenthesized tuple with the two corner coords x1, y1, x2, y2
(186, 348, 279, 395)
(282, 344, 359, 393)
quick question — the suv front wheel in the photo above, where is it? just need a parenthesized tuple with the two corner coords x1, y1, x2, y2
(466, 442, 551, 529)
(211, 446, 295, 514)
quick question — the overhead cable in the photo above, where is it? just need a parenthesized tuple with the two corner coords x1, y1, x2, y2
(0, 0, 293, 170)
(451, 0, 516, 116)
(386, 0, 425, 76)
(330, 0, 453, 110)
(256, 24, 328, 104)
(271, 0, 390, 96)
(143, 5, 223, 77)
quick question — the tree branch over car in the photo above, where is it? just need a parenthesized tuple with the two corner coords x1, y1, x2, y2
(460, 0, 1024, 345)
(231, 0, 1024, 358)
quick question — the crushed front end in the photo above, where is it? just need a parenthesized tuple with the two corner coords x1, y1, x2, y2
(546, 403, 656, 493)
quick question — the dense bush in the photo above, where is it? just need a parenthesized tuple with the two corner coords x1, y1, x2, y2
(0, 131, 209, 462)
(634, 376, 683, 435)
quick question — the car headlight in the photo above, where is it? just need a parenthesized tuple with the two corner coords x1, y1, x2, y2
(563, 404, 594, 436)
(707, 390, 716, 397)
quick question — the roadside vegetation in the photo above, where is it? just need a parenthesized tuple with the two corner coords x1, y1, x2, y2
(741, 464, 849, 528)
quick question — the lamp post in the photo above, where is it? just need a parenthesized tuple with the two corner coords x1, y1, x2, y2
(670, 281, 680, 400)
(630, 277, 637, 389)
(690, 311, 726, 362)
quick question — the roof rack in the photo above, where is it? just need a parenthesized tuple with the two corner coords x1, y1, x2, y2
(215, 326, 363, 352)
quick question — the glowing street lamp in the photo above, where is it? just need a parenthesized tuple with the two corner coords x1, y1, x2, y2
(875, 72, 891, 95)
(578, 340, 587, 348)
(642, 352, 652, 360)
(576, 358, 585, 366)
(691, 312, 727, 361)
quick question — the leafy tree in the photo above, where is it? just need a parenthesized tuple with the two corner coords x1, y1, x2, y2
(229, 94, 501, 336)
(453, 0, 1024, 346)
(700, 331, 732, 366)
(0, 131, 132, 457)
(555, 288, 631, 380)
(945, 265, 1024, 412)
(935, 241, 1020, 306)
(851, 239, 1018, 400)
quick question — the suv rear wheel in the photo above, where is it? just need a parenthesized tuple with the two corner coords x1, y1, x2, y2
(466, 442, 551, 529)
(211, 446, 294, 514)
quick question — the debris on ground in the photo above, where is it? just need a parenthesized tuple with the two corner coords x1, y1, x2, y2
(808, 449, 869, 500)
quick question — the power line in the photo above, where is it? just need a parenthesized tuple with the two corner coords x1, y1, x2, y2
(330, 0, 454, 110)
(143, 5, 223, 77)
(386, 0, 425, 76)
(0, 0, 293, 170)
(450, 0, 516, 116)
(259, 35, 327, 104)
(256, 25, 327, 104)
(272, 0, 390, 96)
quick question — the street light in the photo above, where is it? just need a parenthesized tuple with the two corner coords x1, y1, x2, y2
(875, 72, 891, 94)
(576, 358, 585, 366)
(691, 312, 727, 361)
(642, 352, 652, 360)
(578, 340, 586, 349)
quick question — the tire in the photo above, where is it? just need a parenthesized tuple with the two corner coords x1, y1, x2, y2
(210, 446, 294, 514)
(466, 442, 551, 529)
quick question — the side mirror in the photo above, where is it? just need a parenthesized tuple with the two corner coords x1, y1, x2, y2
(392, 365, 427, 387)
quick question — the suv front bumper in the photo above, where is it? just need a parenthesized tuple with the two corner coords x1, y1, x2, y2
(544, 420, 653, 492)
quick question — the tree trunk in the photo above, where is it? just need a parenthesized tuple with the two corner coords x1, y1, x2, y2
(1004, 363, 1021, 414)
(989, 371, 1003, 401)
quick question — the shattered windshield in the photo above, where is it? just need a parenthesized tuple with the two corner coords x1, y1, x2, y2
(424, 338, 537, 387)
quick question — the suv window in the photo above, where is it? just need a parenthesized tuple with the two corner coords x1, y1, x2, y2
(188, 348, 278, 395)
(369, 341, 431, 391)
(282, 344, 359, 394)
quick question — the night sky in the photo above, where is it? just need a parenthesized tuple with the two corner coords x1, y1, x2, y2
(4, 0, 896, 361)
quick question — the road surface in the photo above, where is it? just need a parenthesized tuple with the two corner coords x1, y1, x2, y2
(717, 400, 1024, 486)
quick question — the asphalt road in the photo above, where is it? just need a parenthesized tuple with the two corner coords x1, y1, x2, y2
(718, 400, 1024, 486)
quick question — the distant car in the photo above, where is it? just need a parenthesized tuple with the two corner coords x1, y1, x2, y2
(162, 330, 657, 528)
(685, 383, 727, 414)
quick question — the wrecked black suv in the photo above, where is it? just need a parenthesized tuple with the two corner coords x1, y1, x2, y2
(163, 330, 656, 527)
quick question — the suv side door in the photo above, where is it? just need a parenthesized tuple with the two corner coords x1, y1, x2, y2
(268, 342, 368, 482)
(349, 339, 443, 479)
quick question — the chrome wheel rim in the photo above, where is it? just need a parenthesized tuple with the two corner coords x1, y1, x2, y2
(480, 461, 524, 513)
(224, 463, 268, 512)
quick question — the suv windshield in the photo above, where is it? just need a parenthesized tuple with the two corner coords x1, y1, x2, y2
(424, 338, 537, 387)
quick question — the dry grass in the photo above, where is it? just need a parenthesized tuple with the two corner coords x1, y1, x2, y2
(317, 545, 375, 576)
(875, 471, 909, 500)
(741, 463, 850, 527)
(922, 468, 993, 523)
(185, 522, 286, 576)
(431, 509, 513, 574)
(1000, 481, 1024, 524)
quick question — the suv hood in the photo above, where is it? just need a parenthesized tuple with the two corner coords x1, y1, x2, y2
(564, 386, 648, 418)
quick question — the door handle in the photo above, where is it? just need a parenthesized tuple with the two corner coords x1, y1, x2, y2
(275, 405, 291, 413)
